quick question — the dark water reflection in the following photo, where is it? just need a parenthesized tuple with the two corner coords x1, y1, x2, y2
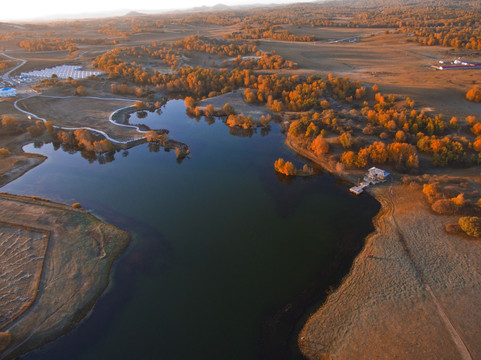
(3, 100, 380, 360)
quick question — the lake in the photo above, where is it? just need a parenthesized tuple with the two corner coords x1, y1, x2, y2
(3, 99, 380, 360)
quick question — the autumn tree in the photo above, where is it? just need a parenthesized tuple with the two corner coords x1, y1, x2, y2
(205, 104, 215, 116)
(184, 96, 195, 109)
(341, 151, 357, 168)
(449, 117, 459, 129)
(1, 116, 18, 131)
(0, 148, 10, 157)
(395, 130, 406, 142)
(274, 158, 297, 176)
(45, 121, 54, 136)
(466, 86, 481, 103)
(311, 134, 329, 155)
(222, 103, 235, 115)
(459, 216, 481, 237)
(75, 85, 87, 96)
(339, 132, 353, 148)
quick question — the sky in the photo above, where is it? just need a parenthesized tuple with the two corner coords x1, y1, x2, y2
(0, 0, 310, 21)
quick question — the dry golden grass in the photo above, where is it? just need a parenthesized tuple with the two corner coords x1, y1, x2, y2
(18, 96, 143, 142)
(300, 183, 481, 359)
(0, 193, 130, 359)
(259, 31, 481, 122)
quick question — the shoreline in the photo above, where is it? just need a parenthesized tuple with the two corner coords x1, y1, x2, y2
(0, 193, 131, 360)
(287, 135, 481, 358)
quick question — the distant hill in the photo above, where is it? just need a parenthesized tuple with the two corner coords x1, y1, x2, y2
(124, 11, 147, 17)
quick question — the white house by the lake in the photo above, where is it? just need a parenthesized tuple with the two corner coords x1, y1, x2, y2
(350, 167, 390, 195)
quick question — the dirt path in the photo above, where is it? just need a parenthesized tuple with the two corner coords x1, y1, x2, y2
(0, 53, 27, 82)
(387, 186, 472, 360)
(13, 95, 142, 144)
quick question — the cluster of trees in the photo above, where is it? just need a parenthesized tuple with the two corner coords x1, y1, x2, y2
(231, 52, 298, 70)
(226, 114, 256, 129)
(184, 98, 236, 117)
(27, 120, 53, 137)
(97, 23, 131, 38)
(94, 38, 297, 81)
(18, 38, 78, 52)
(228, 25, 316, 42)
(0, 116, 19, 133)
(417, 135, 473, 167)
(363, 101, 446, 136)
(274, 158, 297, 176)
(466, 86, 481, 103)
(422, 178, 481, 216)
(55, 129, 114, 153)
(174, 35, 257, 57)
(110, 83, 147, 97)
(341, 141, 419, 170)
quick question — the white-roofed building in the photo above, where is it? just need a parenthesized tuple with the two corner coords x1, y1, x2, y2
(0, 87, 16, 97)
(20, 65, 103, 81)
(368, 167, 390, 180)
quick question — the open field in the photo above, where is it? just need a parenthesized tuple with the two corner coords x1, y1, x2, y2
(258, 32, 481, 121)
(300, 183, 481, 359)
(0, 193, 130, 360)
(198, 90, 273, 120)
(17, 96, 143, 142)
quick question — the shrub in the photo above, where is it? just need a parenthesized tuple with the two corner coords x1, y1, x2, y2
(459, 216, 481, 237)
(445, 223, 462, 235)
(1, 116, 18, 131)
(466, 86, 481, 103)
(75, 85, 87, 96)
(423, 183, 440, 200)
(432, 199, 459, 214)
(0, 148, 10, 157)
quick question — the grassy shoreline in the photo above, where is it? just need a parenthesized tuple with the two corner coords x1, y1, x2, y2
(286, 136, 481, 359)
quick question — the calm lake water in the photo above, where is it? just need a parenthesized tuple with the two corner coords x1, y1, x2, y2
(4, 100, 380, 360)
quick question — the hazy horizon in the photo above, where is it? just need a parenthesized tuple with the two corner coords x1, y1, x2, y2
(0, 0, 316, 22)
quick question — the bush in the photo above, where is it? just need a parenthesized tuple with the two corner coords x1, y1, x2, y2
(432, 199, 459, 214)
(445, 223, 462, 235)
(423, 183, 440, 200)
(75, 85, 87, 96)
(0, 148, 10, 157)
(459, 216, 481, 237)
(466, 86, 481, 103)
